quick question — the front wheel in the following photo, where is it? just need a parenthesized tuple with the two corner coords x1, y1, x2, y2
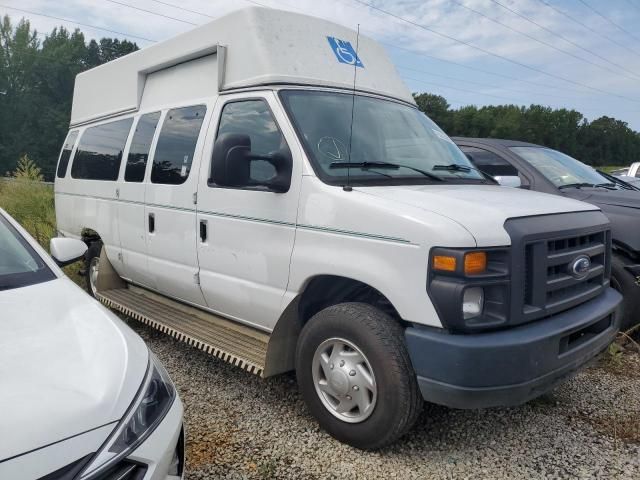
(295, 303, 422, 449)
(611, 252, 640, 330)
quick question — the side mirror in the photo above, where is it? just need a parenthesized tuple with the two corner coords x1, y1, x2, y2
(494, 175, 522, 188)
(211, 133, 292, 193)
(50, 237, 88, 267)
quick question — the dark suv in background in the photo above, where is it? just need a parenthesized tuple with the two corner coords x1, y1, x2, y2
(454, 137, 640, 330)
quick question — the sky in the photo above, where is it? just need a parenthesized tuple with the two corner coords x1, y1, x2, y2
(2, 0, 640, 130)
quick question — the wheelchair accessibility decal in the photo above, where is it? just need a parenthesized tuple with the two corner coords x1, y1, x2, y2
(327, 36, 364, 68)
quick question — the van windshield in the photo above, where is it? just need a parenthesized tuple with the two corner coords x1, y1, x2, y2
(279, 90, 484, 185)
(0, 214, 55, 291)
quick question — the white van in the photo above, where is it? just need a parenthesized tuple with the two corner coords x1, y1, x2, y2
(55, 7, 622, 449)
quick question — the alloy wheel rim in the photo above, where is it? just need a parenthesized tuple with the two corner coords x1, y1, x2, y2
(312, 337, 377, 423)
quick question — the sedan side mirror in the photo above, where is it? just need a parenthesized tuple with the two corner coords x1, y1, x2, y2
(50, 237, 88, 267)
(494, 175, 522, 188)
(211, 133, 292, 193)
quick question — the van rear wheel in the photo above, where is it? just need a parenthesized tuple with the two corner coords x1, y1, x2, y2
(295, 303, 422, 450)
(85, 241, 102, 298)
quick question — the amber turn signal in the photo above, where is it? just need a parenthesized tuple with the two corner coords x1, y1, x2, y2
(433, 255, 457, 272)
(464, 252, 487, 275)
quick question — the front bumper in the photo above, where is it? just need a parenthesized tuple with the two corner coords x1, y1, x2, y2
(406, 288, 622, 409)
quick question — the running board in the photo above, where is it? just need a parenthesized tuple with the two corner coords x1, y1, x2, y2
(96, 285, 269, 377)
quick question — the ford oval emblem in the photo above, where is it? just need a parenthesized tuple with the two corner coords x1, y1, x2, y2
(568, 255, 591, 279)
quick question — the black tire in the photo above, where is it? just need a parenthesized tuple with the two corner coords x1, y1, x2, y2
(85, 241, 102, 298)
(295, 302, 422, 450)
(611, 252, 640, 330)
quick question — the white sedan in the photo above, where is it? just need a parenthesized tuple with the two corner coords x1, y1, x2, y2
(0, 208, 184, 480)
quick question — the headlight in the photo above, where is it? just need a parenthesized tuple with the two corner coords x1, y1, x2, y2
(80, 351, 176, 479)
(462, 287, 484, 319)
(428, 247, 510, 332)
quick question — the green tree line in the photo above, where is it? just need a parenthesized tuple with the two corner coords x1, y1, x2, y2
(1, 14, 639, 180)
(415, 93, 640, 167)
(0, 15, 137, 180)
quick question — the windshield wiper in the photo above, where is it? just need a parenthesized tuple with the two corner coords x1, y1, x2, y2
(330, 161, 444, 181)
(559, 182, 617, 190)
(558, 183, 596, 190)
(432, 164, 497, 184)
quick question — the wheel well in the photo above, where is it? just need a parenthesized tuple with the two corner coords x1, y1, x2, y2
(298, 275, 401, 325)
(81, 228, 102, 247)
(612, 240, 639, 263)
(264, 275, 403, 377)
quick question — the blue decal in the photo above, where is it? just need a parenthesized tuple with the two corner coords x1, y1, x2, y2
(327, 36, 364, 68)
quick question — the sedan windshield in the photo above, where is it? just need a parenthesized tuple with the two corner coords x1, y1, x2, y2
(511, 146, 611, 188)
(279, 90, 484, 185)
(0, 215, 55, 291)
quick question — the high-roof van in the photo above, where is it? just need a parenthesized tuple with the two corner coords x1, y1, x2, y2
(55, 7, 622, 449)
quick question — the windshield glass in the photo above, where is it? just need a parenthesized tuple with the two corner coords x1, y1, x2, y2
(279, 90, 484, 185)
(510, 146, 609, 188)
(0, 214, 55, 291)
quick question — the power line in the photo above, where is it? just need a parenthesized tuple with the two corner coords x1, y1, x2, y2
(397, 65, 590, 101)
(381, 41, 592, 96)
(347, 0, 640, 104)
(0, 4, 157, 43)
(537, 0, 640, 58)
(576, 0, 640, 44)
(483, 0, 640, 80)
(104, 0, 197, 26)
(145, 0, 214, 18)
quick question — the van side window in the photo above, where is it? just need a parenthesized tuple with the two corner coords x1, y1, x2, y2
(151, 105, 206, 185)
(125, 112, 161, 182)
(214, 100, 285, 185)
(461, 147, 519, 177)
(56, 130, 79, 178)
(71, 118, 133, 181)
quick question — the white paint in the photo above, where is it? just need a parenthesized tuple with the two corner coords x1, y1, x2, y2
(0, 209, 182, 478)
(70, 7, 413, 126)
(55, 6, 601, 335)
(49, 237, 88, 264)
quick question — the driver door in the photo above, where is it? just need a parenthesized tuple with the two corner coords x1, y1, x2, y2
(196, 91, 302, 331)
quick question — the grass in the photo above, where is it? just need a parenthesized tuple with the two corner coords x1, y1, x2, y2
(0, 177, 84, 283)
(600, 166, 628, 174)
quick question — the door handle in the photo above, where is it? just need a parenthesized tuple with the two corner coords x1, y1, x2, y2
(148, 213, 155, 233)
(199, 220, 207, 243)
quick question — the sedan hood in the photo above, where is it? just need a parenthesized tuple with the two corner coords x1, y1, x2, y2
(356, 184, 598, 245)
(562, 187, 640, 210)
(0, 278, 148, 462)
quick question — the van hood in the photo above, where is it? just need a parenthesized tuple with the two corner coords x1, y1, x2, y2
(356, 184, 598, 245)
(0, 278, 148, 462)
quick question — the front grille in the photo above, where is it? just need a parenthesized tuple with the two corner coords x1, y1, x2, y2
(504, 211, 612, 327)
(523, 229, 611, 320)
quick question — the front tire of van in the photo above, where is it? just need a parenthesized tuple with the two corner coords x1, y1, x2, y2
(85, 241, 102, 298)
(295, 303, 422, 450)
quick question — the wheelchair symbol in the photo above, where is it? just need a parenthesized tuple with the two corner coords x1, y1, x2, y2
(327, 36, 364, 68)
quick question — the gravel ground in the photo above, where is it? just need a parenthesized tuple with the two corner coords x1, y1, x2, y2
(126, 318, 640, 479)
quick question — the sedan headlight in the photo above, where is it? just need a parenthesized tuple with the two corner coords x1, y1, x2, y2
(80, 351, 176, 479)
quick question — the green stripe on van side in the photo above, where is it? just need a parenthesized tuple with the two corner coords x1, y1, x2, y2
(56, 191, 412, 244)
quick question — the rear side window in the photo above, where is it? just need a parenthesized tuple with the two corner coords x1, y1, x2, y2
(151, 105, 206, 185)
(125, 112, 161, 182)
(71, 118, 133, 180)
(462, 147, 519, 177)
(56, 131, 79, 178)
